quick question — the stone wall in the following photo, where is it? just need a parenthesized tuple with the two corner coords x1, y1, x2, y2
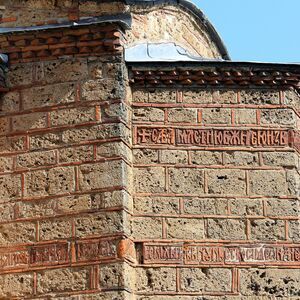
(0, 23, 135, 299)
(131, 81, 300, 298)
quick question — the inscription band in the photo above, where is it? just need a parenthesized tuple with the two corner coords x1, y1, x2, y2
(135, 127, 291, 147)
(143, 243, 300, 266)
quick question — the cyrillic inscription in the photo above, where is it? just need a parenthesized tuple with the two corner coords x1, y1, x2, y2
(76, 238, 117, 262)
(135, 127, 291, 147)
(143, 243, 300, 266)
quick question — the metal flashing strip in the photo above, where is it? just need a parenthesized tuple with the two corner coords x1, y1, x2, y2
(125, 42, 223, 62)
(0, 13, 132, 34)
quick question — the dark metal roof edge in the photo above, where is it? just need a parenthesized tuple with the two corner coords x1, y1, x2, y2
(0, 13, 132, 34)
(126, 60, 300, 71)
(125, 0, 230, 60)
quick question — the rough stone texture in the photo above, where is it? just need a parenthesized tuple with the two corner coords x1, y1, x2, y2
(250, 219, 285, 241)
(240, 90, 280, 104)
(0, 274, 33, 298)
(168, 108, 197, 123)
(224, 151, 259, 166)
(240, 269, 300, 297)
(202, 108, 231, 124)
(132, 217, 162, 240)
(166, 218, 204, 239)
(180, 268, 232, 292)
(235, 108, 257, 124)
(135, 267, 177, 292)
(249, 170, 288, 196)
(184, 198, 228, 215)
(207, 169, 246, 195)
(134, 197, 179, 215)
(207, 219, 246, 240)
(169, 168, 204, 194)
(190, 151, 222, 165)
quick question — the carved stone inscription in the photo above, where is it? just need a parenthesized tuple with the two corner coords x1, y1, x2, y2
(143, 243, 300, 266)
(135, 127, 290, 147)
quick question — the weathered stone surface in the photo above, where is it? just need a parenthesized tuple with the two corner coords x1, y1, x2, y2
(224, 151, 259, 166)
(168, 108, 197, 123)
(266, 199, 300, 217)
(249, 170, 288, 196)
(133, 107, 165, 122)
(202, 108, 231, 124)
(207, 169, 246, 195)
(190, 151, 222, 165)
(166, 218, 204, 239)
(262, 151, 298, 167)
(261, 109, 296, 126)
(235, 108, 256, 124)
(134, 167, 165, 193)
(135, 267, 176, 292)
(17, 150, 56, 169)
(230, 198, 263, 216)
(288, 220, 300, 242)
(240, 90, 280, 104)
(0, 174, 21, 202)
(250, 219, 285, 241)
(183, 90, 213, 104)
(39, 218, 72, 240)
(180, 268, 232, 292)
(160, 150, 188, 164)
(184, 198, 228, 215)
(37, 268, 89, 293)
(134, 197, 179, 214)
(207, 219, 246, 240)
(133, 149, 158, 164)
(240, 269, 300, 297)
(132, 217, 162, 239)
(59, 145, 94, 163)
(0, 274, 33, 298)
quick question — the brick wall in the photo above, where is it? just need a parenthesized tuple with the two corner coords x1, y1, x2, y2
(131, 83, 300, 298)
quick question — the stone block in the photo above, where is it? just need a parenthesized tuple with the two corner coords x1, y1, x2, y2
(0, 174, 21, 202)
(75, 211, 125, 238)
(30, 132, 61, 150)
(148, 90, 177, 103)
(183, 90, 213, 104)
(169, 168, 204, 194)
(91, 190, 130, 210)
(249, 170, 287, 196)
(97, 142, 131, 160)
(229, 198, 263, 216)
(0, 117, 10, 135)
(133, 107, 165, 122)
(202, 108, 231, 124)
(39, 218, 72, 241)
(37, 268, 90, 293)
(135, 267, 176, 292)
(59, 145, 94, 163)
(134, 167, 165, 193)
(261, 109, 296, 126)
(262, 151, 298, 167)
(81, 79, 124, 101)
(184, 198, 227, 215)
(235, 108, 257, 124)
(12, 112, 47, 132)
(0, 274, 33, 298)
(6, 63, 33, 87)
(180, 268, 232, 292)
(79, 161, 128, 191)
(288, 220, 300, 242)
(44, 59, 88, 83)
(224, 151, 259, 166)
(240, 269, 300, 297)
(0, 91, 20, 113)
(22, 83, 76, 110)
(17, 150, 56, 169)
(0, 222, 35, 246)
(190, 151, 222, 165)
(160, 150, 188, 164)
(207, 169, 246, 195)
(266, 199, 300, 217)
(0, 156, 14, 172)
(133, 149, 158, 164)
(51, 107, 95, 126)
(166, 218, 204, 239)
(240, 90, 280, 104)
(99, 263, 132, 289)
(134, 197, 179, 215)
(207, 219, 246, 240)
(131, 217, 162, 239)
(168, 108, 197, 123)
(24, 167, 75, 197)
(250, 219, 285, 241)
(213, 90, 237, 103)
(132, 90, 149, 102)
